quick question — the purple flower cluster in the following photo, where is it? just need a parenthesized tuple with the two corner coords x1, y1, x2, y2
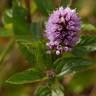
(45, 7, 81, 55)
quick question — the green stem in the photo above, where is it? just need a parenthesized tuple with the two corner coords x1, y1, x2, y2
(0, 39, 14, 64)
(59, 0, 62, 6)
(68, 0, 73, 7)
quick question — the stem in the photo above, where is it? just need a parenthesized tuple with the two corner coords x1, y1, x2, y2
(68, 0, 73, 7)
(59, 0, 62, 6)
(24, 0, 31, 24)
(0, 39, 14, 64)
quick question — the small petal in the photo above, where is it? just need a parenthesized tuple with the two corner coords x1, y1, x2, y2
(56, 50, 60, 55)
(64, 46, 69, 51)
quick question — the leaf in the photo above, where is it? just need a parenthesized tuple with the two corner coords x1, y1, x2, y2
(61, 57, 93, 71)
(13, 0, 31, 37)
(35, 86, 51, 96)
(54, 56, 94, 76)
(72, 36, 96, 56)
(36, 81, 64, 96)
(54, 36, 96, 75)
(72, 46, 89, 56)
(53, 53, 73, 73)
(18, 41, 36, 65)
(78, 36, 96, 46)
(51, 81, 64, 96)
(34, 41, 52, 70)
(52, 89, 64, 96)
(17, 40, 52, 69)
(0, 9, 13, 37)
(6, 68, 47, 84)
(81, 24, 96, 32)
(35, 0, 54, 16)
(2, 9, 13, 24)
(72, 46, 96, 56)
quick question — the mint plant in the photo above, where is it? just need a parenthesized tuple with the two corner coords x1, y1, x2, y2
(0, 0, 96, 96)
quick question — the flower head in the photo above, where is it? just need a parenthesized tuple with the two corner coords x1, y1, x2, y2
(45, 7, 81, 55)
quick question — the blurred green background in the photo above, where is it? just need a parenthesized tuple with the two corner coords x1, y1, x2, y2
(0, 0, 96, 96)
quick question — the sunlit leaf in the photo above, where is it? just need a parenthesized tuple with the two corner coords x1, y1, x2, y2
(81, 24, 96, 32)
(35, 86, 51, 96)
(6, 68, 47, 84)
(51, 81, 64, 96)
(54, 55, 94, 76)
(2, 9, 12, 25)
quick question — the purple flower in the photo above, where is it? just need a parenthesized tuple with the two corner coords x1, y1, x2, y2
(45, 7, 81, 55)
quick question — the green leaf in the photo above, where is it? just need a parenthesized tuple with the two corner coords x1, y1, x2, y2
(51, 81, 64, 96)
(17, 40, 52, 69)
(52, 88, 64, 96)
(81, 24, 96, 32)
(34, 41, 52, 70)
(54, 56, 94, 76)
(78, 36, 96, 46)
(35, 81, 64, 96)
(18, 40, 36, 65)
(2, 9, 13, 24)
(13, 0, 31, 37)
(53, 53, 73, 73)
(6, 68, 47, 84)
(61, 57, 93, 71)
(72, 46, 96, 56)
(35, 86, 51, 96)
(72, 46, 88, 56)
(35, 0, 54, 16)
(72, 36, 96, 56)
